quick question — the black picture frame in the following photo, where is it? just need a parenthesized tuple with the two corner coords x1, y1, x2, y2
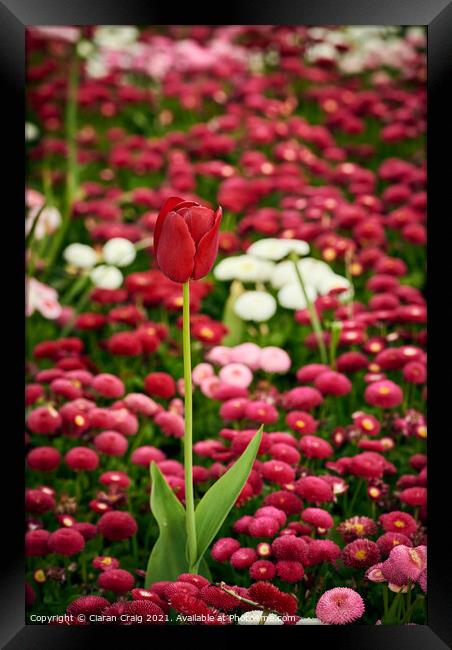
(2, 1, 451, 647)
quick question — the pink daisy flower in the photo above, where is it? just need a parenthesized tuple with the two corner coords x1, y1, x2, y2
(219, 363, 253, 388)
(316, 587, 365, 624)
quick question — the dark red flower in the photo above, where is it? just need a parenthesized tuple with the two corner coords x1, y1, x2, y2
(230, 547, 258, 569)
(154, 197, 222, 283)
(67, 595, 109, 616)
(200, 584, 240, 611)
(65, 447, 99, 471)
(263, 490, 303, 515)
(47, 528, 85, 556)
(25, 489, 55, 514)
(249, 560, 276, 581)
(295, 476, 333, 503)
(377, 532, 413, 557)
(248, 581, 297, 615)
(27, 447, 61, 472)
(98, 511, 138, 541)
(272, 536, 309, 563)
(379, 511, 418, 536)
(27, 406, 61, 435)
(276, 560, 304, 583)
(248, 516, 280, 538)
(211, 537, 241, 562)
(97, 568, 135, 593)
(342, 539, 381, 569)
(123, 600, 165, 624)
(25, 529, 50, 556)
(144, 372, 176, 399)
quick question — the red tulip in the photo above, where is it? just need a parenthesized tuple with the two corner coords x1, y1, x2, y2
(153, 197, 222, 283)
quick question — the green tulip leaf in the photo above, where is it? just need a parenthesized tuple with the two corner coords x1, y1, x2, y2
(145, 462, 212, 586)
(193, 426, 263, 565)
(145, 462, 188, 586)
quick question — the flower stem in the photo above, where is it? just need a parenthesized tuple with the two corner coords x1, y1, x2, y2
(328, 321, 342, 369)
(383, 583, 389, 619)
(259, 608, 269, 625)
(45, 49, 79, 276)
(290, 252, 327, 364)
(183, 281, 197, 571)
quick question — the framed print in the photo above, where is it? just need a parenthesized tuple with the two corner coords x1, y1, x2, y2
(1, 0, 451, 646)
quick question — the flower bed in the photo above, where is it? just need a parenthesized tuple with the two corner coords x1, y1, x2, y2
(25, 25, 427, 626)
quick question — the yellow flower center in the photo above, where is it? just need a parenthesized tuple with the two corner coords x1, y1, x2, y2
(200, 327, 214, 339)
(323, 248, 336, 261)
(34, 570, 46, 583)
(409, 549, 422, 567)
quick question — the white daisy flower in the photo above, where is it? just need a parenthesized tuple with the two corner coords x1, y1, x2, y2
(90, 265, 123, 289)
(233, 290, 277, 322)
(102, 237, 136, 267)
(63, 243, 98, 269)
(247, 238, 310, 261)
(238, 610, 284, 625)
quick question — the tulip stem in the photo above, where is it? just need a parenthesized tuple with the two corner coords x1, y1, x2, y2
(289, 252, 327, 364)
(183, 281, 197, 571)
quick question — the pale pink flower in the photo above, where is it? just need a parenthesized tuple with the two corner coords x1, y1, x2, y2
(259, 347, 291, 374)
(231, 343, 262, 370)
(26, 206, 61, 240)
(177, 378, 185, 397)
(25, 188, 45, 210)
(387, 544, 427, 582)
(206, 346, 234, 366)
(154, 411, 184, 439)
(200, 375, 222, 398)
(169, 398, 184, 416)
(31, 27, 81, 43)
(26, 278, 62, 320)
(192, 363, 215, 386)
(219, 363, 253, 388)
(365, 563, 386, 583)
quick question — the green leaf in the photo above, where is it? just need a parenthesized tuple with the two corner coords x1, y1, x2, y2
(198, 557, 212, 582)
(26, 203, 46, 250)
(193, 426, 263, 565)
(145, 462, 188, 586)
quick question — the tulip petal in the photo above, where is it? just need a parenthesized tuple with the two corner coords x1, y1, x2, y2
(154, 198, 198, 253)
(156, 211, 195, 283)
(192, 207, 222, 280)
(153, 197, 184, 253)
(180, 206, 215, 245)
